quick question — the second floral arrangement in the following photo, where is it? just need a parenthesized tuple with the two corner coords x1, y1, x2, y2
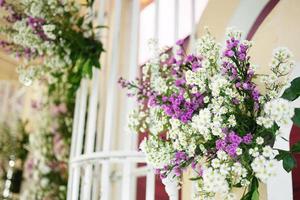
(120, 29, 300, 200)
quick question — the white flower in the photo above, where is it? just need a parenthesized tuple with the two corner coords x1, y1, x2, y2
(236, 148, 242, 155)
(217, 150, 228, 161)
(249, 147, 259, 157)
(140, 137, 173, 168)
(251, 155, 277, 183)
(202, 167, 229, 194)
(260, 98, 294, 127)
(256, 137, 264, 145)
(209, 75, 230, 97)
(191, 108, 212, 140)
(41, 178, 49, 188)
(211, 158, 220, 168)
(42, 24, 56, 40)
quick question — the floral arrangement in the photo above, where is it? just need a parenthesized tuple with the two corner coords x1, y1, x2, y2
(21, 96, 71, 200)
(0, 0, 105, 199)
(120, 29, 300, 200)
(0, 0, 103, 94)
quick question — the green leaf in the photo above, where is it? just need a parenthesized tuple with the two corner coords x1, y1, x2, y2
(291, 141, 300, 153)
(241, 177, 259, 200)
(282, 77, 300, 101)
(282, 153, 297, 172)
(282, 87, 298, 101)
(292, 108, 300, 127)
(189, 177, 201, 181)
(251, 189, 259, 200)
(82, 58, 93, 78)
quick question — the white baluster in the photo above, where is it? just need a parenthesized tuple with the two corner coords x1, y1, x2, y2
(67, 88, 81, 200)
(72, 79, 89, 200)
(121, 0, 140, 199)
(162, 173, 179, 200)
(174, 0, 179, 42)
(101, 0, 123, 199)
(146, 169, 155, 200)
(190, 0, 196, 52)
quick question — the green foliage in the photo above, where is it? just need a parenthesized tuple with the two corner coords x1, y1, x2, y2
(276, 150, 297, 172)
(282, 77, 300, 101)
(292, 108, 300, 127)
(241, 177, 259, 200)
(291, 141, 300, 153)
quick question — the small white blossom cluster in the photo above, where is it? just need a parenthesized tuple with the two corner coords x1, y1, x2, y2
(195, 30, 220, 64)
(250, 146, 278, 183)
(191, 108, 212, 140)
(261, 48, 294, 97)
(127, 107, 148, 133)
(257, 98, 294, 128)
(148, 107, 169, 135)
(169, 119, 198, 156)
(140, 136, 174, 168)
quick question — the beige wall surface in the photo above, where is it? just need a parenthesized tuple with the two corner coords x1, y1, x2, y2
(250, 0, 300, 73)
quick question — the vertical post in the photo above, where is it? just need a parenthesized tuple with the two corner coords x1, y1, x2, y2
(81, 68, 100, 199)
(146, 171, 155, 200)
(101, 0, 122, 199)
(162, 173, 179, 200)
(154, 0, 160, 41)
(71, 79, 89, 200)
(190, 0, 196, 52)
(92, 1, 107, 199)
(174, 0, 179, 42)
(121, 0, 140, 200)
(67, 88, 81, 200)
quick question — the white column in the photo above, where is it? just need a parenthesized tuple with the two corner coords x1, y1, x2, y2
(121, 0, 140, 200)
(67, 88, 81, 200)
(190, 0, 196, 52)
(71, 79, 89, 200)
(154, 0, 160, 41)
(82, 68, 100, 199)
(101, 0, 123, 199)
(146, 171, 155, 200)
(174, 0, 179, 42)
(92, 1, 107, 199)
(162, 173, 179, 200)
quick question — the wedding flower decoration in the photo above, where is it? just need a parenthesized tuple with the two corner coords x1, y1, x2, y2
(0, 0, 103, 93)
(120, 29, 300, 200)
(0, 0, 105, 199)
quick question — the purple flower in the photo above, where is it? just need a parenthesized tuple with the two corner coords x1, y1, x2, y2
(243, 133, 253, 144)
(228, 132, 242, 145)
(238, 53, 246, 61)
(225, 143, 238, 157)
(175, 151, 188, 162)
(216, 139, 226, 150)
(173, 166, 182, 176)
(155, 169, 161, 175)
(242, 82, 251, 90)
(0, 0, 5, 7)
(251, 87, 260, 101)
(176, 39, 185, 46)
(224, 50, 235, 57)
(232, 98, 239, 105)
